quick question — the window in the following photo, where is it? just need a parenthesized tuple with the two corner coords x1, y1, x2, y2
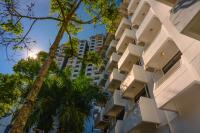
(87, 68, 92, 71)
(87, 73, 91, 76)
(74, 69, 79, 72)
(95, 72, 100, 75)
(80, 46, 84, 49)
(162, 51, 182, 74)
(73, 74, 77, 77)
(134, 86, 150, 103)
(94, 77, 99, 80)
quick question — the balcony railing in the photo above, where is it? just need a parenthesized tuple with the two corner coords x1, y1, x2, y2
(122, 97, 160, 132)
(105, 68, 126, 91)
(156, 0, 177, 6)
(120, 65, 149, 99)
(155, 59, 181, 88)
(116, 29, 137, 54)
(105, 53, 121, 73)
(106, 40, 117, 58)
(104, 90, 128, 117)
(115, 18, 131, 40)
(153, 57, 199, 110)
(95, 110, 109, 129)
(131, 1, 150, 27)
(118, 44, 143, 72)
(128, 0, 141, 15)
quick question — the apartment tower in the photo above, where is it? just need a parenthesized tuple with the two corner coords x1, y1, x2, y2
(56, 34, 105, 83)
(95, 0, 200, 133)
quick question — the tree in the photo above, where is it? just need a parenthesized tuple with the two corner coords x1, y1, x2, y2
(0, 51, 58, 118)
(0, 74, 22, 118)
(24, 69, 106, 133)
(0, 0, 118, 132)
(0, 52, 106, 133)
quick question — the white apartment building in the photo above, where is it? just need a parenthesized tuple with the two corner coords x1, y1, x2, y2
(56, 40, 88, 79)
(55, 45, 68, 69)
(56, 34, 105, 83)
(85, 34, 105, 85)
(95, 0, 200, 133)
(71, 40, 88, 79)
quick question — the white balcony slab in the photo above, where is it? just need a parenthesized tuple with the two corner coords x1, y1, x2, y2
(106, 40, 117, 58)
(116, 29, 136, 54)
(105, 68, 126, 91)
(118, 43, 143, 72)
(105, 53, 121, 73)
(120, 65, 149, 99)
(142, 27, 179, 70)
(154, 58, 200, 111)
(122, 97, 160, 132)
(104, 90, 128, 117)
(115, 18, 131, 40)
(156, 0, 177, 6)
(131, 0, 150, 27)
(128, 0, 141, 15)
(136, 8, 162, 45)
(95, 109, 108, 129)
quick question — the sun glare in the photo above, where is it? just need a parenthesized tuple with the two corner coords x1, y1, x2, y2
(28, 48, 41, 59)
(28, 52, 37, 59)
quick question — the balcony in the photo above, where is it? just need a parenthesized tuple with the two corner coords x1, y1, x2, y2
(142, 29, 180, 70)
(118, 43, 143, 72)
(109, 120, 124, 133)
(115, 18, 131, 40)
(170, 0, 200, 41)
(120, 65, 149, 99)
(116, 29, 136, 54)
(156, 0, 177, 6)
(131, 1, 150, 27)
(119, 2, 129, 17)
(128, 0, 141, 15)
(105, 53, 121, 73)
(136, 8, 162, 46)
(105, 69, 126, 91)
(123, 0, 131, 4)
(122, 97, 161, 132)
(98, 72, 109, 87)
(104, 90, 128, 118)
(154, 58, 200, 111)
(95, 109, 108, 129)
(106, 40, 117, 58)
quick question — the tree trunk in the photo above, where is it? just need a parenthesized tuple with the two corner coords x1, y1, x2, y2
(10, 24, 66, 133)
(10, 1, 82, 132)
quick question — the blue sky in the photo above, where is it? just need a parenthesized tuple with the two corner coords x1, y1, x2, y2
(0, 0, 107, 74)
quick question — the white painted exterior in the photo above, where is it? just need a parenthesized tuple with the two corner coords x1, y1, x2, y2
(95, 0, 200, 133)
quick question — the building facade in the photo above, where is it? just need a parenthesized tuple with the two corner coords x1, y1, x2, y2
(85, 34, 105, 85)
(95, 0, 200, 133)
(56, 34, 105, 83)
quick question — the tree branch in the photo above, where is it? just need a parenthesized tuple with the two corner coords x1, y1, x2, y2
(8, 7, 62, 22)
(71, 16, 97, 24)
(65, 28, 74, 56)
(55, 0, 66, 21)
(14, 19, 37, 47)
